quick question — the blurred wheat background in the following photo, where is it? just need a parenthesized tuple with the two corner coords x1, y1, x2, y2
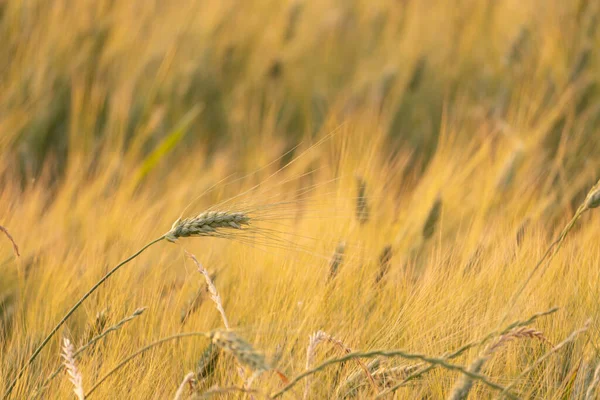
(2, 0, 600, 398)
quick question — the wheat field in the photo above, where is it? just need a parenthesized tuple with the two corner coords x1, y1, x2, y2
(1, 0, 600, 399)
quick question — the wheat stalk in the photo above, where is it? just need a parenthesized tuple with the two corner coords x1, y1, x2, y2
(499, 320, 591, 397)
(173, 372, 195, 400)
(0, 224, 19, 258)
(376, 308, 558, 397)
(303, 330, 378, 396)
(272, 348, 517, 399)
(502, 178, 600, 327)
(585, 361, 600, 400)
(61, 338, 85, 400)
(449, 326, 550, 400)
(35, 307, 146, 398)
(304, 331, 327, 399)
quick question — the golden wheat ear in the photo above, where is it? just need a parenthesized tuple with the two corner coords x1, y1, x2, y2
(165, 211, 251, 242)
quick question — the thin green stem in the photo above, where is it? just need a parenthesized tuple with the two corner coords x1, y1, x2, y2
(2, 236, 165, 399)
(85, 332, 210, 398)
(271, 349, 519, 399)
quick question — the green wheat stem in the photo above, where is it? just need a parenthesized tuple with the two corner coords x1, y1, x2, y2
(2, 236, 165, 400)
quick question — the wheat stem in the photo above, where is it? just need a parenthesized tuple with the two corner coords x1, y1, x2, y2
(271, 349, 518, 399)
(85, 332, 210, 398)
(498, 321, 590, 398)
(376, 307, 558, 397)
(0, 225, 19, 258)
(2, 236, 165, 399)
(35, 307, 146, 398)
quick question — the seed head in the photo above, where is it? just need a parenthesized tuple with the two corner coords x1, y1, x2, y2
(165, 211, 250, 242)
(585, 182, 600, 209)
(209, 330, 268, 373)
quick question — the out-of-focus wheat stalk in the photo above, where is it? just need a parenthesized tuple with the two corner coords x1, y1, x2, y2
(585, 361, 600, 400)
(61, 338, 85, 400)
(173, 372, 195, 400)
(502, 179, 600, 325)
(0, 225, 19, 258)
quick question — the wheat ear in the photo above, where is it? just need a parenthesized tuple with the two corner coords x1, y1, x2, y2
(186, 251, 230, 329)
(304, 331, 327, 399)
(61, 338, 85, 400)
(165, 211, 250, 242)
